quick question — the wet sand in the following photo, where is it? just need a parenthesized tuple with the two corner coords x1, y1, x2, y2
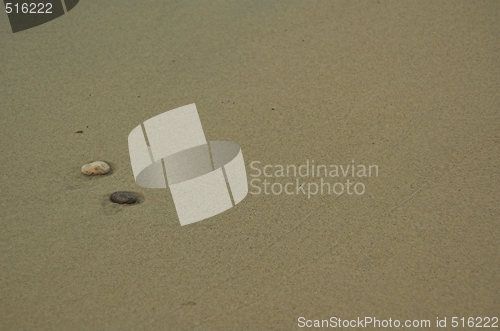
(1, 1, 499, 330)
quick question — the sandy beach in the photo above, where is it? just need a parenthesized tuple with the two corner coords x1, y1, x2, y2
(1, 1, 499, 330)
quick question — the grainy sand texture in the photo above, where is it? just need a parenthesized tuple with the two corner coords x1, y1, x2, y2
(1, 1, 499, 330)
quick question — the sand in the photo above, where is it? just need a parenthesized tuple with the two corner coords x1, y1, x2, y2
(1, 1, 499, 330)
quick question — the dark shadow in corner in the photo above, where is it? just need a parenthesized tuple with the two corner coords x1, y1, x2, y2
(4, 0, 79, 33)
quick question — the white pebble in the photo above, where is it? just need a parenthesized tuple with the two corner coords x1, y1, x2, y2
(81, 161, 110, 175)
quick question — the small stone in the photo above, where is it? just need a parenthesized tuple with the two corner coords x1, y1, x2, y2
(110, 191, 138, 204)
(81, 161, 110, 175)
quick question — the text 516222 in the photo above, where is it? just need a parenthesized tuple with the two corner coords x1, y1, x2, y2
(5, 3, 53, 14)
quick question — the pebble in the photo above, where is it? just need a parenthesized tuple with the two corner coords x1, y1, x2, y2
(110, 191, 138, 204)
(81, 161, 110, 175)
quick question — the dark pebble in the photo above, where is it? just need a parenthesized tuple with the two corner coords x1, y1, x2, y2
(110, 191, 138, 204)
